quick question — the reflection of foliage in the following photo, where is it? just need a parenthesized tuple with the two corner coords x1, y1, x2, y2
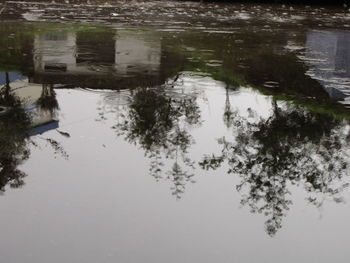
(223, 85, 240, 128)
(0, 86, 67, 194)
(200, 101, 349, 236)
(114, 87, 200, 198)
(42, 138, 69, 160)
(36, 84, 59, 115)
(0, 93, 31, 193)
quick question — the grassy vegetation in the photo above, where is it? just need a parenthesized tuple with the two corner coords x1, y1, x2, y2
(162, 29, 350, 119)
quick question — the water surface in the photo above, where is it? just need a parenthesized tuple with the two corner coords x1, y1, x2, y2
(1, 3, 350, 262)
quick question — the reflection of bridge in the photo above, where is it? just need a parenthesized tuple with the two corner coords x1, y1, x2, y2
(305, 30, 350, 102)
(32, 29, 166, 89)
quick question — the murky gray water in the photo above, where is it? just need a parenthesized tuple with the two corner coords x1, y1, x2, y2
(1, 2, 350, 262)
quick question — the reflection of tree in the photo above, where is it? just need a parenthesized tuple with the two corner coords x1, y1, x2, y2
(1, 72, 17, 107)
(36, 84, 59, 115)
(0, 88, 31, 193)
(0, 82, 67, 194)
(223, 85, 240, 128)
(200, 101, 349, 236)
(114, 87, 201, 198)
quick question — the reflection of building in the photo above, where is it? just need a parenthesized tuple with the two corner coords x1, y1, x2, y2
(115, 31, 161, 75)
(34, 32, 77, 73)
(305, 30, 350, 100)
(32, 29, 164, 89)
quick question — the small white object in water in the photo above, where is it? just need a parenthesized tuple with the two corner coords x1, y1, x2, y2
(22, 12, 41, 21)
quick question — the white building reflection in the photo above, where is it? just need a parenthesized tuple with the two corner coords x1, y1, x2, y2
(32, 29, 162, 89)
(305, 30, 350, 101)
(114, 30, 161, 76)
(34, 32, 77, 73)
